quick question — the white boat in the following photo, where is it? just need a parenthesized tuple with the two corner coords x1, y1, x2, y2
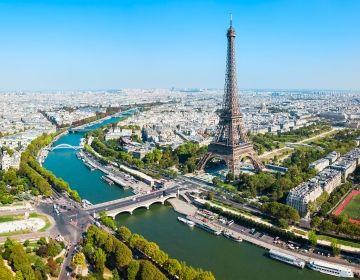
(268, 249, 305, 269)
(223, 231, 242, 242)
(101, 176, 114, 185)
(307, 260, 353, 278)
(196, 222, 222, 235)
(82, 199, 93, 207)
(177, 217, 195, 227)
(84, 162, 95, 171)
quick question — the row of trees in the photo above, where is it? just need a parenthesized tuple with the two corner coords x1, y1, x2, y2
(83, 225, 133, 277)
(260, 201, 300, 228)
(56, 106, 120, 128)
(19, 133, 81, 201)
(118, 226, 215, 280)
(83, 225, 215, 280)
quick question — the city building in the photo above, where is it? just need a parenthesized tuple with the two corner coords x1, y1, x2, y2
(287, 147, 360, 217)
(0, 150, 21, 170)
(309, 158, 330, 172)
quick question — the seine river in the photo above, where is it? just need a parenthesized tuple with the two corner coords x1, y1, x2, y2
(43, 114, 335, 280)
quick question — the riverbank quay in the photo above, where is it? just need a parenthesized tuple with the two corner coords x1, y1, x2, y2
(80, 150, 152, 195)
(189, 203, 360, 275)
(167, 196, 360, 275)
(167, 197, 197, 216)
(200, 197, 360, 253)
(222, 222, 360, 275)
(196, 198, 273, 227)
(192, 202, 360, 274)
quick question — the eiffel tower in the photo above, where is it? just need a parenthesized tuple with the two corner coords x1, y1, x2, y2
(196, 17, 264, 174)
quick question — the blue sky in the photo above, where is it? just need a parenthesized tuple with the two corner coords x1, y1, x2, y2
(0, 0, 359, 90)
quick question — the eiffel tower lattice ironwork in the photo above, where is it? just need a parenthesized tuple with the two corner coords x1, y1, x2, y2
(196, 18, 264, 174)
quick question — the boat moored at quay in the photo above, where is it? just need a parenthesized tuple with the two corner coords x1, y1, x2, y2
(223, 231, 243, 242)
(307, 260, 354, 278)
(177, 216, 195, 227)
(268, 249, 305, 269)
(195, 221, 222, 235)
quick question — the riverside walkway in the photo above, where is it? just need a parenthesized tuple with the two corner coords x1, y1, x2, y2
(222, 222, 360, 275)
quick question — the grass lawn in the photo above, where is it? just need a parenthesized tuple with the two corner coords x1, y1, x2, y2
(342, 194, 360, 220)
(29, 212, 53, 232)
(318, 235, 360, 249)
(292, 228, 307, 236)
(0, 229, 31, 237)
(0, 214, 25, 223)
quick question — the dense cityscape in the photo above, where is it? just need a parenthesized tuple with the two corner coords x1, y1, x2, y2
(1, 1, 360, 280)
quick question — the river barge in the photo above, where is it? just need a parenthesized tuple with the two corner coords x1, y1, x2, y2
(268, 249, 305, 269)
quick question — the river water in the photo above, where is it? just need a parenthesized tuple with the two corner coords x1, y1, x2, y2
(43, 114, 335, 280)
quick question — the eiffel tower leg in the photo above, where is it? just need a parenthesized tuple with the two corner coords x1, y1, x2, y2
(249, 153, 265, 171)
(227, 159, 236, 175)
(196, 152, 213, 171)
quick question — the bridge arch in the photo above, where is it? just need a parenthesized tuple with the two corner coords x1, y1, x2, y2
(107, 194, 177, 219)
(51, 143, 81, 151)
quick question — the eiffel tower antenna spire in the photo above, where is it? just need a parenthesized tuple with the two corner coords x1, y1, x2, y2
(196, 18, 264, 174)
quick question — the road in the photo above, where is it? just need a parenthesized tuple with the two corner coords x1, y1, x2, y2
(86, 185, 182, 214)
(35, 183, 189, 280)
(37, 196, 93, 280)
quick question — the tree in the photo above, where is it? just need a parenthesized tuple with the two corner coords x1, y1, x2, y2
(111, 268, 120, 280)
(164, 258, 182, 276)
(114, 241, 133, 269)
(93, 248, 106, 273)
(118, 226, 132, 242)
(331, 239, 341, 256)
(99, 211, 116, 230)
(137, 260, 167, 280)
(8, 243, 36, 280)
(212, 176, 222, 187)
(310, 216, 322, 229)
(278, 218, 289, 229)
(226, 172, 235, 181)
(261, 202, 300, 223)
(72, 252, 86, 267)
(127, 260, 140, 280)
(15, 271, 23, 280)
(194, 271, 216, 280)
(308, 231, 318, 247)
(34, 257, 49, 280)
(206, 191, 214, 201)
(47, 258, 59, 277)
(0, 255, 14, 280)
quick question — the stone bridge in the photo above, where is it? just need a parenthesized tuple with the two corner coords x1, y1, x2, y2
(104, 193, 177, 218)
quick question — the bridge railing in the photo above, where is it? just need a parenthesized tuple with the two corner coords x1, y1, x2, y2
(104, 193, 178, 216)
(87, 187, 179, 211)
(51, 144, 81, 150)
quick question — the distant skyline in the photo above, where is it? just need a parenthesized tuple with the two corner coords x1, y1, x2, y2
(0, 0, 359, 91)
